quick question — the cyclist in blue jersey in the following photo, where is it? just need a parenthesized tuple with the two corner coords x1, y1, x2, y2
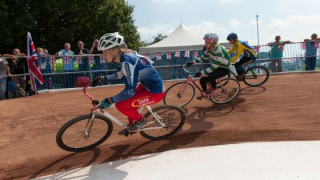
(227, 33, 257, 80)
(92, 32, 165, 135)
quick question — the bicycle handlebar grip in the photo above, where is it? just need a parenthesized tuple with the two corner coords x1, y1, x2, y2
(92, 100, 100, 106)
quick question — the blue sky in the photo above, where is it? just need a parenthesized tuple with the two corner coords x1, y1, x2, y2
(127, 0, 320, 45)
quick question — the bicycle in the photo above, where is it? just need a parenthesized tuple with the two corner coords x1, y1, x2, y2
(56, 85, 186, 152)
(163, 65, 240, 107)
(229, 63, 269, 87)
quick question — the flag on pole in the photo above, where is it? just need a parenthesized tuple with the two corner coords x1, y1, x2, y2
(27, 32, 44, 92)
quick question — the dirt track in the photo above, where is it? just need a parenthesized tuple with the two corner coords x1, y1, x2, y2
(1, 72, 320, 180)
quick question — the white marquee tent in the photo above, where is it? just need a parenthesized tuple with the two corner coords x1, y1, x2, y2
(138, 24, 230, 53)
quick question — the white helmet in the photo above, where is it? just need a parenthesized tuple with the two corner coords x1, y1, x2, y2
(98, 32, 125, 51)
(203, 33, 219, 43)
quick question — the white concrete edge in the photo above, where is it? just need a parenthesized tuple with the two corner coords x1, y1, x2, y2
(33, 141, 320, 180)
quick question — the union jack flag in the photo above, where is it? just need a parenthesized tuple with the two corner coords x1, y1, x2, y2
(156, 52, 162, 60)
(174, 51, 180, 57)
(193, 51, 198, 59)
(49, 55, 56, 65)
(166, 52, 172, 59)
(145, 53, 150, 59)
(27, 32, 44, 92)
(301, 43, 306, 50)
(100, 55, 106, 63)
(89, 55, 95, 64)
(63, 56, 69, 64)
(184, 51, 190, 58)
(76, 55, 82, 64)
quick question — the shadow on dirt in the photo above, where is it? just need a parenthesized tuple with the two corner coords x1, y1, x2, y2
(239, 86, 267, 96)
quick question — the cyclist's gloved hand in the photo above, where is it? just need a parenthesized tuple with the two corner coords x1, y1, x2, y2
(185, 62, 194, 67)
(92, 76, 103, 87)
(99, 98, 112, 109)
(194, 72, 202, 77)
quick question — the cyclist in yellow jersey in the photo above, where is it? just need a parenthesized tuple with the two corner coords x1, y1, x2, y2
(227, 33, 257, 80)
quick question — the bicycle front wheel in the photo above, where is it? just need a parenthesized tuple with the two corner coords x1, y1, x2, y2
(210, 78, 240, 104)
(140, 105, 185, 140)
(163, 82, 195, 107)
(244, 66, 269, 87)
(56, 114, 113, 152)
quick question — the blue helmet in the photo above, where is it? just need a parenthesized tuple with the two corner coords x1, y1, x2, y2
(227, 33, 238, 41)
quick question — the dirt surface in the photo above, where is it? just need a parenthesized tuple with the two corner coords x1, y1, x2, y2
(1, 72, 320, 180)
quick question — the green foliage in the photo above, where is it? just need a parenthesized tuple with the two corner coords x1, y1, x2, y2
(152, 34, 167, 44)
(0, 0, 141, 54)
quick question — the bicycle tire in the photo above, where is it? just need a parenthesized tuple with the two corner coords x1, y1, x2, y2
(140, 105, 185, 140)
(56, 114, 113, 152)
(209, 78, 240, 104)
(244, 66, 269, 87)
(163, 82, 195, 107)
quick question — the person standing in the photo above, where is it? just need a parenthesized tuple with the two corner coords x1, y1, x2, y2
(304, 33, 320, 71)
(75, 41, 89, 72)
(89, 39, 103, 70)
(0, 55, 11, 100)
(2, 48, 28, 96)
(56, 43, 75, 88)
(267, 35, 291, 73)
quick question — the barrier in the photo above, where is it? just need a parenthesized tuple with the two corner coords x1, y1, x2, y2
(1, 42, 319, 93)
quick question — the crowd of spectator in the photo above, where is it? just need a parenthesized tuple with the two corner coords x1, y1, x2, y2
(0, 38, 105, 100)
(1, 34, 320, 101)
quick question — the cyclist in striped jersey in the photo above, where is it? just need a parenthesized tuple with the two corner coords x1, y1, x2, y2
(185, 33, 231, 98)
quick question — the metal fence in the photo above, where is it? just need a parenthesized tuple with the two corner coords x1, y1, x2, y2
(2, 41, 320, 93)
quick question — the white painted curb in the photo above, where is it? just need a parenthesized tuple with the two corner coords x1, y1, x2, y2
(34, 141, 320, 180)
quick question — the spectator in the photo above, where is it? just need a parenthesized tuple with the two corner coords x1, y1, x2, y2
(56, 43, 75, 88)
(267, 35, 291, 72)
(89, 39, 103, 70)
(0, 55, 11, 100)
(2, 48, 28, 97)
(304, 33, 320, 71)
(75, 41, 89, 71)
(36, 47, 51, 89)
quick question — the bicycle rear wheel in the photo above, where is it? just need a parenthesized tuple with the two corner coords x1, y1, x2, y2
(56, 114, 113, 152)
(163, 82, 195, 107)
(140, 105, 185, 140)
(244, 66, 269, 87)
(210, 78, 240, 104)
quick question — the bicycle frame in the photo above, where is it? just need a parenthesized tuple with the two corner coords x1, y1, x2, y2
(82, 85, 166, 132)
(181, 65, 225, 94)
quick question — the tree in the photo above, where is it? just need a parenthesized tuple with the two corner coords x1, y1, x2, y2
(0, 0, 141, 54)
(152, 34, 167, 44)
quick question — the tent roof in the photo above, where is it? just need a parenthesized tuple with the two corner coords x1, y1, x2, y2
(138, 24, 205, 53)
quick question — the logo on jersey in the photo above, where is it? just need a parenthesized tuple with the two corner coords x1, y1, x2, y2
(132, 96, 156, 107)
(140, 58, 146, 65)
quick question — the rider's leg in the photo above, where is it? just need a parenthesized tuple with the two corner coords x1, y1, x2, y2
(115, 85, 165, 130)
(199, 77, 209, 91)
(208, 68, 230, 89)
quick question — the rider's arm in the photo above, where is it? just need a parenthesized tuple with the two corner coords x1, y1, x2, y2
(192, 53, 210, 64)
(201, 57, 223, 75)
(230, 43, 244, 63)
(109, 62, 138, 103)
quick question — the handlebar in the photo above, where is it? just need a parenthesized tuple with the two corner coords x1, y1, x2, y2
(83, 85, 100, 109)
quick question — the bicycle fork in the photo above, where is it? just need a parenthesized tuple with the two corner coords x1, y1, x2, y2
(83, 113, 96, 138)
